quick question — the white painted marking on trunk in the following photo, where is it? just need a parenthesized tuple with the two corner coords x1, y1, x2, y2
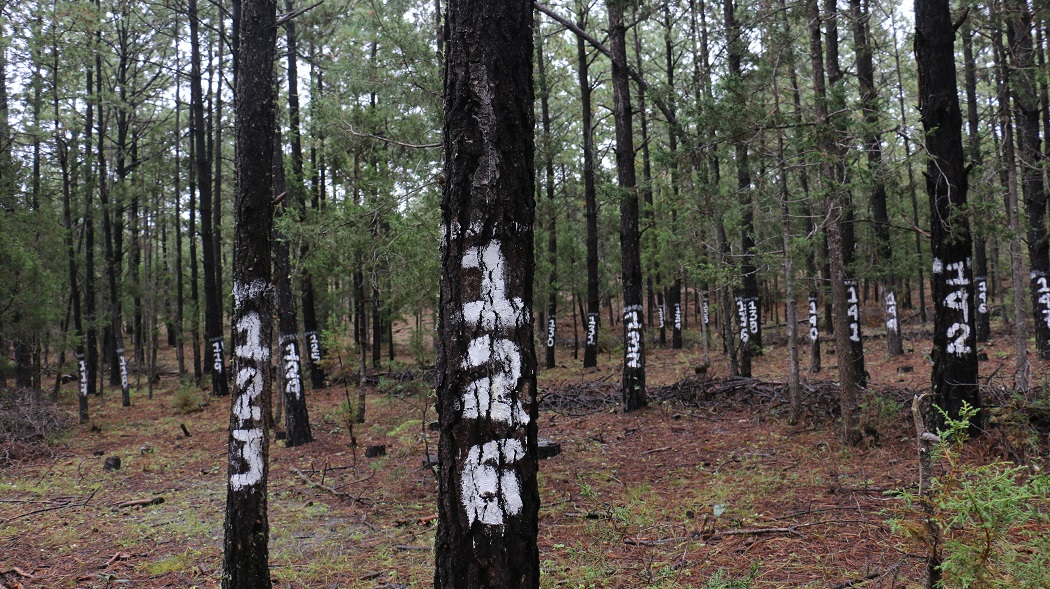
(282, 338, 302, 400)
(461, 439, 525, 527)
(623, 305, 643, 368)
(461, 335, 528, 425)
(462, 241, 528, 330)
(233, 280, 270, 308)
(230, 427, 264, 490)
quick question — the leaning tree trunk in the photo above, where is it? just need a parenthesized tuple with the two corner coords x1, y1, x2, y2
(222, 0, 276, 585)
(608, 3, 646, 411)
(916, 0, 980, 426)
(435, 1, 540, 587)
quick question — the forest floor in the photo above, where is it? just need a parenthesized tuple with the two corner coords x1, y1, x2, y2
(2, 315, 1049, 589)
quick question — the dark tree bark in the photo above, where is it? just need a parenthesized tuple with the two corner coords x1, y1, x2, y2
(191, 0, 229, 396)
(916, 0, 980, 425)
(662, 1, 682, 351)
(54, 49, 87, 419)
(94, 15, 131, 406)
(577, 4, 600, 369)
(993, 12, 1031, 391)
(222, 0, 277, 585)
(891, 8, 928, 325)
(809, 0, 860, 445)
(189, 89, 203, 384)
(283, 0, 325, 388)
(723, 0, 759, 370)
(630, 9, 661, 345)
(435, 1, 539, 587)
(273, 123, 312, 448)
(822, 0, 866, 388)
(1006, 0, 1050, 358)
(608, 4, 646, 411)
(537, 30, 557, 370)
(851, 0, 901, 356)
(174, 57, 187, 376)
(962, 23, 992, 343)
(83, 69, 99, 400)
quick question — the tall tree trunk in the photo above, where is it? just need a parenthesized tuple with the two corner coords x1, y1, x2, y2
(891, 9, 928, 325)
(577, 3, 600, 369)
(630, 10, 662, 345)
(537, 29, 557, 370)
(94, 17, 131, 406)
(189, 97, 203, 384)
(214, 13, 226, 353)
(962, 23, 992, 343)
(435, 1, 539, 586)
(609, 4, 646, 411)
(174, 60, 186, 376)
(808, 0, 860, 445)
(1006, 0, 1050, 358)
(724, 0, 759, 374)
(84, 68, 99, 400)
(916, 0, 981, 427)
(283, 0, 325, 388)
(663, 1, 682, 351)
(191, 0, 228, 395)
(222, 0, 276, 584)
(54, 46, 87, 419)
(851, 0, 901, 356)
(993, 12, 1032, 391)
(273, 123, 312, 448)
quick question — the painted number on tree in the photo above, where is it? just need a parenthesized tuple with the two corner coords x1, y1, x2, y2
(846, 281, 860, 343)
(458, 240, 529, 529)
(808, 297, 819, 343)
(624, 305, 643, 369)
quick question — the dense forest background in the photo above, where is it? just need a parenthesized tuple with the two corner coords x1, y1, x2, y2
(0, 0, 1047, 407)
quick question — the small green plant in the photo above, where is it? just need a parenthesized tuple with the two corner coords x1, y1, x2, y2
(408, 326, 435, 368)
(700, 565, 758, 588)
(171, 381, 203, 414)
(891, 403, 1050, 588)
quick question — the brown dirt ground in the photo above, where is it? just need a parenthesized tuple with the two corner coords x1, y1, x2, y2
(1, 308, 1048, 589)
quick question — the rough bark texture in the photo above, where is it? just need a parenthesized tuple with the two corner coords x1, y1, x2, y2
(809, 0, 860, 445)
(222, 0, 276, 585)
(435, 1, 540, 587)
(851, 0, 901, 357)
(1006, 0, 1050, 358)
(537, 32, 557, 370)
(609, 4, 646, 411)
(273, 126, 312, 448)
(283, 1, 325, 388)
(962, 24, 992, 343)
(993, 17, 1031, 391)
(724, 0, 760, 370)
(916, 0, 980, 425)
(577, 8, 600, 370)
(191, 0, 228, 396)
